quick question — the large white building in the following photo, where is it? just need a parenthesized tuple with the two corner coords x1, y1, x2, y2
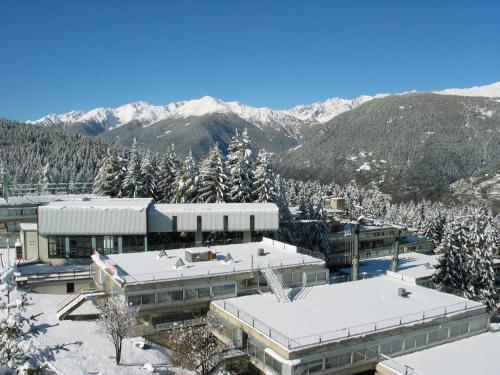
(210, 274, 489, 375)
(21, 198, 280, 264)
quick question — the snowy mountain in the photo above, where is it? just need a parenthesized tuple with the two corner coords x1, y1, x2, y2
(435, 82, 500, 98)
(27, 94, 378, 135)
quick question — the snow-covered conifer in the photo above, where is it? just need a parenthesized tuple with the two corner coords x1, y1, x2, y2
(253, 150, 277, 203)
(172, 151, 199, 203)
(226, 129, 254, 203)
(197, 143, 228, 203)
(155, 146, 180, 203)
(93, 149, 123, 197)
(139, 151, 158, 199)
(122, 140, 144, 198)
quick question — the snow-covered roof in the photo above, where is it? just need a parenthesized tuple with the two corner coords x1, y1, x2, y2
(98, 239, 324, 284)
(340, 252, 438, 281)
(2, 194, 108, 206)
(39, 198, 153, 235)
(381, 331, 500, 375)
(20, 223, 38, 231)
(214, 276, 484, 350)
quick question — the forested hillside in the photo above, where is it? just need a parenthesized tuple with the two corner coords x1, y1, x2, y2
(279, 93, 500, 201)
(0, 120, 111, 184)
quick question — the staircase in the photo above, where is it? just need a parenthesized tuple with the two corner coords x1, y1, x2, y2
(260, 268, 290, 303)
(56, 290, 107, 320)
(201, 349, 246, 375)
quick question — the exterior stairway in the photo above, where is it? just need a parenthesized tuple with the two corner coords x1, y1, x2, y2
(56, 290, 107, 320)
(260, 268, 290, 303)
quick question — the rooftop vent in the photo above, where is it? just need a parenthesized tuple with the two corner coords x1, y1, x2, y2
(82, 197, 91, 201)
(257, 248, 265, 256)
(424, 262, 432, 269)
(174, 258, 186, 270)
(398, 287, 410, 297)
(224, 253, 233, 263)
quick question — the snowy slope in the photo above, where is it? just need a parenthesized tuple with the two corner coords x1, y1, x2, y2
(435, 81, 500, 98)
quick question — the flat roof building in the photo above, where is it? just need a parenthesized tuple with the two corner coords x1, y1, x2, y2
(211, 275, 488, 375)
(89, 237, 328, 331)
(23, 199, 280, 265)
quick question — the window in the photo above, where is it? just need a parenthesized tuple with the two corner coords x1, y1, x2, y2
(470, 319, 487, 332)
(66, 282, 74, 293)
(459, 322, 469, 335)
(381, 340, 403, 355)
(171, 290, 183, 301)
(428, 330, 439, 344)
(141, 294, 155, 305)
(223, 215, 229, 231)
(122, 235, 144, 253)
(416, 333, 427, 347)
(450, 325, 460, 337)
(264, 353, 282, 374)
(212, 283, 236, 296)
(48, 236, 66, 258)
(404, 336, 417, 350)
(198, 287, 210, 298)
(437, 327, 449, 341)
(185, 289, 197, 300)
(352, 350, 364, 363)
(172, 216, 178, 232)
(128, 296, 141, 306)
(157, 292, 170, 303)
(338, 352, 351, 367)
(294, 363, 308, 375)
(197, 216, 202, 231)
(69, 236, 92, 258)
(308, 360, 323, 373)
(324, 356, 339, 369)
(250, 215, 255, 231)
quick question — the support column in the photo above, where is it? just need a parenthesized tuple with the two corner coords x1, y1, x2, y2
(352, 224, 360, 281)
(118, 236, 123, 254)
(391, 229, 401, 273)
(195, 231, 203, 245)
(91, 237, 97, 252)
(65, 236, 70, 258)
(144, 235, 148, 252)
(243, 231, 252, 243)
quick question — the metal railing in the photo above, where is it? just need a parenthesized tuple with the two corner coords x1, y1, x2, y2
(378, 354, 424, 375)
(16, 268, 91, 282)
(215, 299, 485, 351)
(122, 257, 323, 285)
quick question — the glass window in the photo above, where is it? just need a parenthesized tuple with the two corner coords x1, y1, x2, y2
(250, 215, 255, 231)
(470, 319, 487, 332)
(324, 356, 338, 369)
(185, 289, 197, 300)
(197, 216, 202, 231)
(122, 235, 144, 253)
(308, 360, 323, 373)
(450, 325, 460, 337)
(224, 284, 235, 294)
(128, 295, 141, 306)
(428, 330, 439, 343)
(48, 236, 66, 258)
(157, 291, 170, 303)
(338, 352, 351, 367)
(352, 350, 364, 363)
(438, 327, 449, 341)
(294, 363, 308, 375)
(141, 294, 155, 305)
(365, 345, 378, 359)
(69, 236, 92, 258)
(416, 333, 427, 347)
(405, 336, 417, 350)
(172, 216, 177, 232)
(265, 353, 282, 374)
(223, 215, 229, 231)
(198, 287, 210, 298)
(459, 323, 469, 335)
(171, 290, 183, 301)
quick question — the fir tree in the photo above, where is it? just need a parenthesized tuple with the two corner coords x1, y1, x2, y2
(155, 146, 180, 203)
(226, 129, 254, 203)
(197, 143, 228, 203)
(139, 151, 158, 199)
(122, 140, 143, 198)
(253, 150, 277, 203)
(93, 149, 123, 197)
(172, 151, 199, 203)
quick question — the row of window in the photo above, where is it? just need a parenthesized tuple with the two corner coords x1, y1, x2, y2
(171, 215, 256, 232)
(48, 235, 145, 258)
(287, 319, 486, 375)
(247, 341, 283, 374)
(127, 283, 236, 306)
(0, 208, 36, 217)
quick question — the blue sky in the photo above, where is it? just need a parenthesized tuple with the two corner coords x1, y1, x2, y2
(1, 0, 499, 120)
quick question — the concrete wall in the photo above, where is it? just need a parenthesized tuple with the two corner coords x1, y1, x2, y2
(22, 229, 39, 260)
(29, 278, 92, 294)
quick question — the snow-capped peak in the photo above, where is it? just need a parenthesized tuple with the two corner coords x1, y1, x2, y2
(435, 81, 500, 98)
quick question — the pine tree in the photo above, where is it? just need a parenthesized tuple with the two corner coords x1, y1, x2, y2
(253, 150, 277, 203)
(226, 129, 254, 203)
(197, 143, 228, 203)
(172, 151, 199, 203)
(122, 140, 143, 198)
(93, 149, 123, 197)
(271, 175, 295, 244)
(155, 146, 180, 203)
(139, 151, 158, 199)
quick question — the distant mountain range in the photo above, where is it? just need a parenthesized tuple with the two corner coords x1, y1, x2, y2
(16, 82, 500, 200)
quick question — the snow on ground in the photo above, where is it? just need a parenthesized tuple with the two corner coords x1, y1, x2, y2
(388, 331, 500, 375)
(17, 292, 186, 375)
(356, 162, 371, 171)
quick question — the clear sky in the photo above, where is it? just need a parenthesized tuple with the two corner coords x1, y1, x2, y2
(1, 0, 499, 120)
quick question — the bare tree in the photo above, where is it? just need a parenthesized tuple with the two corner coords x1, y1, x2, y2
(165, 312, 232, 375)
(97, 296, 138, 365)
